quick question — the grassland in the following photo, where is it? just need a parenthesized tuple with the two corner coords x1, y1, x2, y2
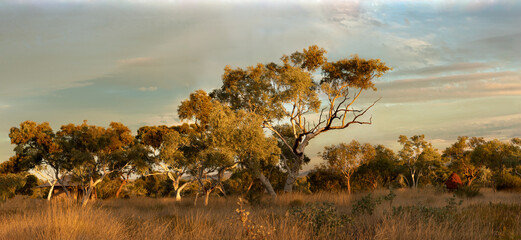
(1, 188, 520, 240)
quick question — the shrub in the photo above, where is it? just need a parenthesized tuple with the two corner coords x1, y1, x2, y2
(289, 199, 304, 208)
(289, 202, 351, 234)
(495, 172, 521, 191)
(244, 180, 264, 205)
(0, 174, 26, 202)
(454, 185, 482, 198)
(392, 195, 463, 223)
(233, 198, 275, 239)
(307, 168, 345, 192)
(96, 178, 122, 199)
(16, 174, 38, 196)
(351, 190, 396, 216)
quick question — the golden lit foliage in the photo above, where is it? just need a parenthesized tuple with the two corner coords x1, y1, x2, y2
(211, 45, 391, 192)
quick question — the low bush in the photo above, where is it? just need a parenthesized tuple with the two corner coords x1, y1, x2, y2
(289, 202, 351, 234)
(454, 185, 482, 198)
(495, 173, 521, 191)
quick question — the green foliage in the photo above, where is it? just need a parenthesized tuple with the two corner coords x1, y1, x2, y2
(95, 177, 122, 199)
(397, 134, 444, 188)
(0, 157, 27, 174)
(293, 176, 311, 194)
(321, 141, 375, 194)
(15, 174, 38, 196)
(0, 173, 26, 202)
(354, 144, 399, 190)
(351, 190, 396, 216)
(494, 172, 521, 191)
(212, 46, 390, 192)
(444, 136, 485, 186)
(392, 195, 463, 223)
(224, 170, 255, 195)
(124, 178, 148, 197)
(307, 168, 345, 192)
(244, 180, 264, 205)
(289, 202, 352, 234)
(128, 175, 175, 198)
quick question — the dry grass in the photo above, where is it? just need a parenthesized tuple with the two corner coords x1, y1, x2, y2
(1, 188, 520, 240)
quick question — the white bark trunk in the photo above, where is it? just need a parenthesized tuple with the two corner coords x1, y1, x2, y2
(258, 172, 277, 199)
(81, 178, 103, 207)
(46, 183, 55, 201)
(174, 182, 189, 201)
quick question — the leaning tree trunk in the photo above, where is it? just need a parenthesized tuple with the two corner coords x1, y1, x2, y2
(46, 183, 56, 201)
(174, 182, 190, 201)
(204, 190, 212, 206)
(258, 172, 276, 199)
(81, 178, 103, 207)
(57, 179, 72, 199)
(115, 179, 129, 198)
(283, 154, 305, 193)
(82, 186, 95, 207)
(347, 177, 351, 195)
(466, 176, 475, 187)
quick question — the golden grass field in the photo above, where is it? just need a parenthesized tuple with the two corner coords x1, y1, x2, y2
(1, 188, 520, 240)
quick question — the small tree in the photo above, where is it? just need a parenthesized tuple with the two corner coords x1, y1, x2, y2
(137, 125, 193, 201)
(443, 136, 485, 186)
(9, 121, 71, 200)
(111, 142, 153, 198)
(321, 140, 375, 194)
(57, 121, 134, 206)
(471, 138, 521, 190)
(355, 145, 398, 190)
(397, 135, 441, 188)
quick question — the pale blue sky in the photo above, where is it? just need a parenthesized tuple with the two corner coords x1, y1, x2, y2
(1, 0, 520, 167)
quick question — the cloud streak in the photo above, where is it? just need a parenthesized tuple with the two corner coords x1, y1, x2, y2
(375, 70, 521, 102)
(118, 57, 156, 66)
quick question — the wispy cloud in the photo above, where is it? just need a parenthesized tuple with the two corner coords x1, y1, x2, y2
(387, 62, 496, 78)
(138, 86, 158, 92)
(118, 57, 155, 66)
(375, 70, 521, 102)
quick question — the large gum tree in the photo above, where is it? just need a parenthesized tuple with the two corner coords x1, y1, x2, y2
(211, 45, 390, 192)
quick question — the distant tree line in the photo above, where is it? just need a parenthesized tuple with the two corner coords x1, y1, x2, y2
(306, 135, 521, 193)
(1, 46, 520, 205)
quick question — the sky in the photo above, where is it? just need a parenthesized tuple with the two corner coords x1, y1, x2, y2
(1, 0, 520, 168)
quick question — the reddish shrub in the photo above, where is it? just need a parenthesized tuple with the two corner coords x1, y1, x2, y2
(445, 173, 463, 190)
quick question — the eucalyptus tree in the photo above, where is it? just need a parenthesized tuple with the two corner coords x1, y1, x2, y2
(397, 135, 442, 188)
(471, 138, 521, 187)
(137, 124, 194, 201)
(111, 142, 153, 198)
(211, 45, 391, 192)
(443, 136, 485, 186)
(321, 140, 375, 194)
(9, 121, 71, 200)
(355, 144, 398, 190)
(57, 121, 134, 206)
